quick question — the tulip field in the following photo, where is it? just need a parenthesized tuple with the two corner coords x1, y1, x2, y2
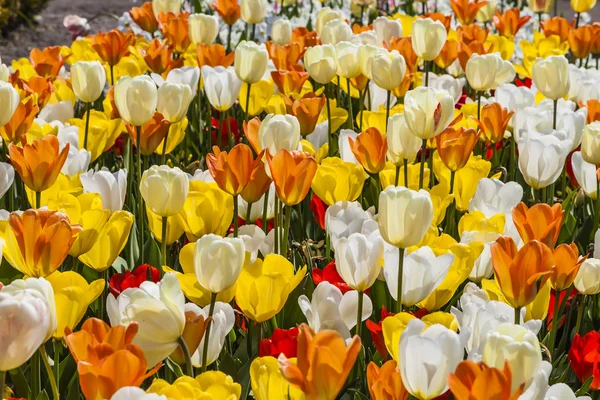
(2, 0, 600, 398)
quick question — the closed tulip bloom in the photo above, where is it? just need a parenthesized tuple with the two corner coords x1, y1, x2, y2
(336, 233, 384, 292)
(271, 19, 292, 45)
(157, 82, 193, 123)
(435, 127, 480, 172)
(321, 19, 353, 45)
(129, 2, 158, 33)
(91, 29, 135, 67)
(70, 61, 106, 103)
(571, 0, 597, 12)
(140, 165, 189, 217)
(550, 243, 586, 291)
(581, 121, 600, 165)
(149, 371, 240, 398)
(241, 160, 272, 205)
(0, 161, 14, 199)
(491, 236, 554, 308)
(114, 75, 158, 126)
(206, 144, 254, 196)
(241, 0, 267, 24)
(0, 97, 38, 145)
(512, 202, 564, 248)
(126, 112, 170, 156)
(367, 360, 410, 400)
(194, 234, 246, 293)
(311, 157, 366, 205)
(574, 258, 600, 295)
(315, 7, 344, 35)
(304, 44, 338, 85)
(9, 135, 69, 193)
(211, 0, 241, 25)
(411, 18, 448, 61)
(284, 94, 325, 136)
(266, 150, 318, 206)
(466, 53, 501, 92)
(349, 127, 388, 174)
(448, 360, 524, 400)
(0, 81, 20, 127)
(152, 0, 181, 16)
(493, 8, 531, 38)
(379, 186, 433, 248)
(373, 16, 402, 47)
(387, 113, 423, 165)
(477, 102, 514, 143)
(189, 13, 219, 45)
(235, 41, 268, 84)
(335, 41, 362, 79)
(532, 56, 570, 101)
(404, 87, 455, 140)
(372, 50, 407, 91)
(359, 45, 386, 80)
(517, 132, 571, 190)
(80, 168, 127, 213)
(201, 66, 242, 112)
(569, 25, 594, 60)
(251, 356, 306, 400)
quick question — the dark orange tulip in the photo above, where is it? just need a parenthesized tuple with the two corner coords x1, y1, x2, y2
(477, 102, 514, 143)
(434, 40, 459, 69)
(284, 93, 326, 136)
(292, 27, 320, 50)
(126, 112, 171, 156)
(551, 243, 586, 291)
(29, 46, 68, 78)
(491, 235, 554, 308)
(448, 360, 524, 400)
(389, 37, 419, 73)
(541, 17, 572, 42)
(450, 0, 488, 25)
(91, 29, 135, 66)
(9, 135, 69, 193)
(367, 360, 409, 400)
(65, 318, 161, 400)
(211, 0, 240, 26)
(349, 127, 388, 175)
(129, 2, 158, 34)
(243, 117, 261, 154)
(271, 70, 310, 97)
(457, 24, 489, 45)
(585, 99, 600, 123)
(266, 42, 304, 71)
(512, 202, 564, 248)
(159, 12, 191, 54)
(143, 38, 179, 75)
(569, 25, 594, 60)
(170, 311, 207, 366)
(0, 97, 38, 145)
(493, 8, 531, 38)
(351, 74, 370, 92)
(435, 127, 480, 172)
(279, 324, 361, 400)
(240, 158, 272, 205)
(23, 76, 54, 109)
(196, 44, 235, 68)
(266, 150, 317, 206)
(352, 23, 373, 34)
(458, 40, 491, 71)
(206, 144, 254, 196)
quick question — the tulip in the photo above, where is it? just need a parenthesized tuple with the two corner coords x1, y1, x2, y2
(272, 19, 292, 45)
(207, 144, 254, 198)
(517, 132, 572, 190)
(532, 56, 570, 101)
(111, 387, 165, 400)
(193, 234, 246, 295)
(386, 113, 423, 169)
(189, 13, 218, 45)
(571, 0, 597, 12)
(0, 162, 14, 199)
(411, 18, 447, 62)
(512, 202, 564, 248)
(251, 356, 306, 400)
(258, 114, 301, 155)
(373, 16, 402, 47)
(129, 2, 158, 33)
(0, 97, 39, 145)
(259, 328, 299, 358)
(404, 87, 455, 140)
(80, 168, 127, 213)
(211, 0, 241, 26)
(569, 331, 600, 391)
(70, 61, 106, 104)
(114, 75, 158, 127)
(367, 360, 409, 400)
(335, 41, 362, 79)
(311, 157, 366, 205)
(304, 44, 338, 85)
(158, 66, 201, 96)
(581, 121, 600, 165)
(335, 233, 384, 293)
(235, 41, 268, 84)
(321, 19, 353, 45)
(91, 29, 135, 73)
(186, 302, 236, 368)
(349, 127, 388, 174)
(399, 319, 464, 399)
(201, 66, 242, 113)
(152, 0, 181, 17)
(283, 94, 325, 136)
(550, 243, 586, 291)
(451, 0, 488, 25)
(477, 102, 514, 144)
(358, 45, 386, 81)
(140, 165, 189, 217)
(28, 46, 65, 78)
(236, 254, 306, 322)
(148, 371, 241, 398)
(325, 200, 377, 249)
(266, 150, 318, 206)
(241, 0, 267, 24)
(574, 258, 600, 295)
(316, 7, 344, 35)
(493, 8, 531, 38)
(109, 264, 161, 297)
(0, 81, 19, 127)
(435, 127, 480, 172)
(372, 50, 407, 94)
(156, 82, 193, 124)
(126, 112, 170, 156)
(466, 53, 502, 92)
(448, 360, 524, 400)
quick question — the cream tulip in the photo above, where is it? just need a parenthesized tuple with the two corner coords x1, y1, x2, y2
(320, 19, 353, 45)
(517, 132, 572, 189)
(189, 14, 219, 45)
(152, 0, 181, 17)
(140, 165, 189, 217)
(373, 16, 402, 47)
(114, 75, 158, 126)
(187, 302, 235, 368)
(271, 19, 292, 45)
(80, 168, 127, 213)
(574, 258, 600, 295)
(194, 234, 246, 293)
(403, 86, 455, 139)
(571, 151, 598, 199)
(325, 200, 377, 249)
(159, 66, 201, 97)
(411, 18, 447, 61)
(476, 0, 497, 22)
(491, 59, 516, 90)
(70, 61, 107, 103)
(111, 387, 166, 400)
(335, 233, 384, 292)
(257, 114, 301, 155)
(335, 41, 362, 79)
(0, 81, 21, 126)
(581, 121, 600, 165)
(201, 66, 242, 112)
(157, 82, 193, 123)
(359, 44, 386, 80)
(532, 56, 570, 101)
(241, 0, 268, 24)
(234, 41, 269, 84)
(371, 50, 406, 91)
(0, 162, 14, 199)
(378, 186, 433, 248)
(386, 113, 423, 165)
(304, 44, 338, 84)
(316, 7, 344, 36)
(465, 53, 501, 92)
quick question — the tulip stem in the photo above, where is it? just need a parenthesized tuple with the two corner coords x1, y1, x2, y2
(385, 90, 391, 133)
(575, 295, 585, 335)
(0, 371, 4, 400)
(395, 165, 400, 186)
(53, 340, 61, 394)
(161, 216, 168, 267)
(424, 61, 430, 87)
(419, 138, 427, 189)
(246, 202, 253, 224)
(509, 136, 516, 182)
(40, 346, 59, 400)
(326, 84, 332, 157)
(35, 191, 41, 209)
(200, 292, 218, 373)
(396, 247, 405, 313)
(356, 291, 364, 338)
(262, 187, 269, 234)
(226, 24, 233, 52)
(358, 89, 365, 131)
(514, 306, 521, 324)
(218, 111, 225, 149)
(547, 289, 561, 357)
(137, 125, 144, 265)
(177, 336, 194, 377)
(575, 12, 580, 28)
(346, 78, 354, 129)
(161, 131, 170, 166)
(31, 349, 41, 399)
(477, 91, 481, 122)
(233, 195, 239, 237)
(110, 65, 114, 86)
(403, 159, 409, 187)
(245, 84, 252, 123)
(83, 102, 91, 149)
(274, 197, 279, 254)
(282, 204, 292, 256)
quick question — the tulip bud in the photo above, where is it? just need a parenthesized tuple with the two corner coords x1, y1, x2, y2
(358, 44, 386, 80)
(201, 66, 242, 112)
(70, 61, 107, 103)
(189, 14, 219, 45)
(0, 81, 21, 127)
(316, 7, 344, 36)
(258, 114, 301, 155)
(386, 113, 422, 165)
(335, 233, 384, 292)
(466, 53, 501, 92)
(241, 0, 268, 24)
(157, 81, 193, 123)
(571, 0, 597, 13)
(476, 0, 498, 22)
(574, 258, 600, 295)
(411, 18, 447, 61)
(271, 19, 292, 45)
(234, 41, 269, 84)
(403, 86, 455, 139)
(140, 165, 189, 217)
(304, 44, 338, 84)
(320, 19, 353, 45)
(114, 75, 158, 126)
(371, 50, 406, 91)
(335, 41, 361, 79)
(194, 234, 246, 293)
(373, 16, 402, 47)
(532, 55, 570, 101)
(152, 0, 181, 18)
(581, 121, 600, 165)
(517, 133, 571, 189)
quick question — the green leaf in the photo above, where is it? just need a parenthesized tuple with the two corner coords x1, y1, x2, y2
(165, 358, 184, 378)
(36, 390, 49, 400)
(144, 234, 161, 269)
(218, 352, 238, 381)
(576, 375, 594, 396)
(8, 366, 29, 398)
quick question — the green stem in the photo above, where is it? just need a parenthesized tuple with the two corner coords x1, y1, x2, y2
(200, 292, 218, 373)
(385, 90, 391, 133)
(326, 84, 332, 157)
(40, 346, 59, 400)
(31, 350, 40, 399)
(233, 195, 239, 237)
(514, 306, 521, 324)
(553, 99, 558, 130)
(246, 202, 253, 223)
(575, 295, 585, 335)
(326, 232, 331, 261)
(110, 65, 114, 86)
(403, 159, 408, 187)
(177, 336, 194, 377)
(346, 78, 353, 129)
(245, 84, 252, 123)
(247, 319, 253, 359)
(226, 24, 233, 52)
(255, 322, 262, 361)
(547, 289, 561, 356)
(162, 127, 170, 166)
(227, 111, 233, 148)
(424, 61, 429, 87)
(217, 111, 225, 150)
(251, 23, 256, 41)
(282, 205, 292, 256)
(35, 191, 41, 209)
(419, 138, 427, 190)
(137, 125, 144, 264)
(161, 216, 168, 267)
(510, 134, 516, 182)
(274, 196, 279, 254)
(53, 340, 60, 395)
(0, 371, 5, 400)
(262, 187, 270, 234)
(477, 91, 481, 122)
(356, 291, 364, 338)
(83, 102, 91, 149)
(396, 247, 405, 313)
(394, 165, 400, 186)
(358, 89, 365, 131)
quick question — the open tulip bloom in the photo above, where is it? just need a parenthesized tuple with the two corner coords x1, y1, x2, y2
(3, 0, 600, 398)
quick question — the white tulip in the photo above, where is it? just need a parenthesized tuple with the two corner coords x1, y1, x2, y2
(80, 168, 127, 213)
(114, 75, 158, 126)
(386, 113, 423, 165)
(257, 114, 301, 155)
(154, 66, 201, 97)
(495, 83, 536, 127)
(201, 66, 242, 112)
(240, 0, 267, 24)
(62, 147, 91, 177)
(468, 178, 523, 217)
(338, 130, 360, 164)
(571, 152, 598, 199)
(428, 73, 466, 104)
(193, 234, 246, 293)
(373, 16, 402, 47)
(403, 86, 455, 139)
(315, 7, 344, 36)
(111, 387, 167, 400)
(188, 13, 219, 45)
(532, 55, 570, 101)
(335, 233, 384, 292)
(157, 81, 193, 123)
(335, 41, 362, 79)
(320, 19, 353, 45)
(271, 19, 292, 45)
(545, 383, 592, 400)
(0, 162, 14, 199)
(38, 100, 74, 123)
(0, 81, 20, 126)
(187, 302, 235, 368)
(325, 200, 377, 249)
(574, 258, 600, 295)
(581, 121, 600, 165)
(518, 131, 572, 189)
(411, 18, 447, 61)
(466, 53, 501, 92)
(70, 61, 107, 103)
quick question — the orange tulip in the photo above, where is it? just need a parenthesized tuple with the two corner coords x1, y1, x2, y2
(491, 235, 554, 309)
(585, 99, 600, 123)
(23, 76, 54, 109)
(591, 23, 600, 54)
(284, 93, 326, 136)
(392, 73, 414, 98)
(29, 46, 68, 78)
(511, 202, 564, 248)
(493, 8, 531, 38)
(0, 97, 39, 144)
(170, 311, 207, 366)
(389, 37, 419, 73)
(129, 2, 158, 34)
(450, 0, 488, 25)
(292, 27, 320, 50)
(266, 150, 317, 206)
(271, 70, 310, 97)
(367, 360, 409, 400)
(423, 13, 452, 31)
(197, 44, 235, 68)
(279, 324, 361, 400)
(550, 243, 586, 291)
(457, 24, 489, 45)
(541, 17, 572, 42)
(4, 209, 82, 277)
(266, 42, 304, 71)
(91, 29, 136, 67)
(351, 74, 370, 92)
(352, 23, 373, 34)
(568, 25, 594, 60)
(206, 144, 254, 196)
(65, 318, 161, 400)
(349, 127, 388, 175)
(435, 127, 480, 172)
(477, 102, 514, 143)
(434, 40, 459, 69)
(240, 159, 272, 205)
(458, 40, 491, 70)
(211, 0, 241, 26)
(159, 12, 191, 54)
(448, 360, 524, 400)
(9, 135, 69, 193)
(243, 117, 261, 154)
(143, 38, 181, 75)
(126, 112, 171, 155)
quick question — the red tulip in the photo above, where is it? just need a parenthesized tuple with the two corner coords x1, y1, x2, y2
(569, 330, 600, 390)
(109, 264, 161, 297)
(259, 327, 299, 358)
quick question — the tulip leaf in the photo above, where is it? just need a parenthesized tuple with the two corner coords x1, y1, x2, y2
(144, 235, 162, 270)
(111, 256, 128, 274)
(218, 352, 238, 380)
(165, 357, 184, 378)
(35, 390, 49, 400)
(576, 376, 594, 396)
(8, 366, 29, 398)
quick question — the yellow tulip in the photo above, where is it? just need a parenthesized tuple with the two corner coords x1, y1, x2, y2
(146, 205, 185, 245)
(430, 185, 455, 226)
(148, 372, 241, 400)
(516, 31, 569, 78)
(105, 54, 148, 82)
(11, 58, 37, 80)
(251, 357, 306, 400)
(482, 278, 551, 322)
(458, 211, 506, 237)
(356, 105, 403, 133)
(66, 38, 102, 64)
(571, 0, 597, 12)
(179, 180, 233, 241)
(25, 173, 83, 208)
(311, 157, 366, 206)
(239, 80, 275, 117)
(25, 122, 58, 143)
(317, 98, 348, 133)
(78, 210, 134, 272)
(154, 118, 188, 155)
(485, 34, 516, 60)
(66, 111, 124, 162)
(379, 162, 428, 191)
(46, 270, 105, 339)
(48, 192, 111, 257)
(266, 94, 288, 115)
(165, 243, 236, 306)
(235, 254, 306, 323)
